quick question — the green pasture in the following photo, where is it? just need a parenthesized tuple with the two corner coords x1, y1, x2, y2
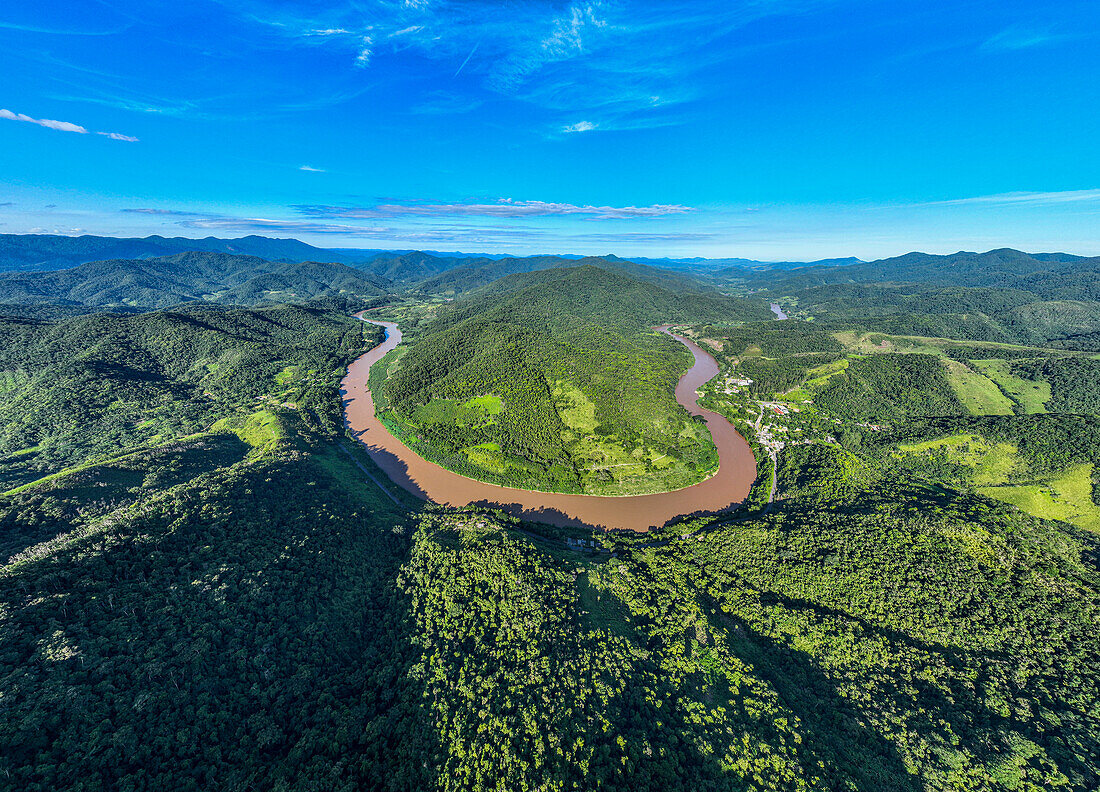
(941, 359, 1015, 416)
(980, 463, 1100, 533)
(972, 359, 1050, 414)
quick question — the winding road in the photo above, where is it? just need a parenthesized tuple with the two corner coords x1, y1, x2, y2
(340, 316, 757, 531)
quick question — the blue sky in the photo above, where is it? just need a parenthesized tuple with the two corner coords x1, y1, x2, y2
(1, 0, 1098, 259)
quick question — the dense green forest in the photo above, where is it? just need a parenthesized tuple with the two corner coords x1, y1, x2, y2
(1, 242, 1100, 790)
(5, 399, 1098, 790)
(0, 252, 390, 310)
(0, 422, 426, 791)
(0, 301, 370, 476)
(811, 354, 966, 422)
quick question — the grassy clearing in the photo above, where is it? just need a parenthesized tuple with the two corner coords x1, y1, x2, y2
(312, 440, 414, 514)
(894, 433, 1100, 532)
(834, 330, 1071, 358)
(941, 359, 1015, 416)
(972, 359, 1050, 414)
(980, 463, 1100, 532)
(553, 381, 599, 435)
(554, 381, 649, 489)
(834, 331, 945, 356)
(464, 394, 503, 415)
(413, 394, 503, 429)
(460, 443, 544, 478)
(212, 409, 286, 452)
(274, 365, 302, 386)
(462, 443, 508, 474)
(803, 358, 850, 390)
(895, 433, 1021, 486)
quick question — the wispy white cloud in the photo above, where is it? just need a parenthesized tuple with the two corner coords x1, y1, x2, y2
(49, 90, 200, 117)
(0, 20, 128, 36)
(411, 91, 484, 115)
(180, 217, 393, 235)
(299, 165, 325, 172)
(292, 199, 693, 221)
(355, 36, 374, 67)
(1, 107, 137, 140)
(562, 120, 597, 133)
(169, 213, 713, 247)
(1, 108, 86, 133)
(563, 231, 715, 244)
(97, 131, 140, 142)
(122, 208, 214, 217)
(484, 1, 609, 94)
(234, 0, 833, 130)
(26, 227, 89, 235)
(981, 26, 1074, 52)
(913, 189, 1100, 208)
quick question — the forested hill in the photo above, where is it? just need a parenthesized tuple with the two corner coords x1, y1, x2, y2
(459, 263, 771, 329)
(361, 250, 563, 285)
(405, 253, 711, 295)
(0, 251, 390, 309)
(1, 258, 1099, 789)
(0, 236, 719, 308)
(377, 266, 770, 494)
(712, 255, 864, 276)
(0, 302, 368, 474)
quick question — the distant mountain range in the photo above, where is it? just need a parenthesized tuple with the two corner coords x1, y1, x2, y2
(750, 247, 1100, 300)
(5, 234, 1100, 350)
(0, 233, 867, 276)
(0, 233, 384, 272)
(749, 248, 1100, 350)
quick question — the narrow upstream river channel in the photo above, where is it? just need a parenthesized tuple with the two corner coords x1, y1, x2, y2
(341, 316, 757, 531)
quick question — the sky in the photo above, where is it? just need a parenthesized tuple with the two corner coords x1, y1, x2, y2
(1, 0, 1098, 260)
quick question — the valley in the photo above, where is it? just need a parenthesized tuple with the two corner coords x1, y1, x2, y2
(0, 235, 1098, 791)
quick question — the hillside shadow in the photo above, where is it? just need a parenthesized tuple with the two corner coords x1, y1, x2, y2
(84, 360, 166, 382)
(0, 452, 441, 791)
(0, 433, 251, 563)
(704, 601, 925, 791)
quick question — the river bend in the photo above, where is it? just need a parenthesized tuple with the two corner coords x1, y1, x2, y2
(340, 317, 757, 531)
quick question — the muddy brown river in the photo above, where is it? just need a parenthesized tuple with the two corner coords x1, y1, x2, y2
(340, 317, 757, 531)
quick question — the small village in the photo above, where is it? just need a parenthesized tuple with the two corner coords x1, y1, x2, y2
(701, 352, 893, 488)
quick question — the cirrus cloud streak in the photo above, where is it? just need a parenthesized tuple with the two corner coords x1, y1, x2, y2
(0, 107, 138, 141)
(292, 199, 693, 221)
